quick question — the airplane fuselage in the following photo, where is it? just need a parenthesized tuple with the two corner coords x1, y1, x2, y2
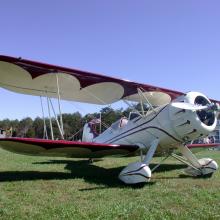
(94, 92, 217, 155)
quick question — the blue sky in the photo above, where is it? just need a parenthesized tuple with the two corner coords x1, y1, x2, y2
(0, 1, 220, 119)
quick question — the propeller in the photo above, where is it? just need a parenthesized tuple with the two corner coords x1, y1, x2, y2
(171, 102, 220, 112)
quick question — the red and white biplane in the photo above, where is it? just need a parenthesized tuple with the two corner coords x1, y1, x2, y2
(0, 55, 219, 184)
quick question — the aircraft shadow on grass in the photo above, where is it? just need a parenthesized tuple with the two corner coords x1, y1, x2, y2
(0, 160, 187, 188)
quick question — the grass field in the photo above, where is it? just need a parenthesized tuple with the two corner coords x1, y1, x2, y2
(0, 149, 219, 220)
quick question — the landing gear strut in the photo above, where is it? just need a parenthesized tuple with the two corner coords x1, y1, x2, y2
(175, 145, 219, 177)
(118, 139, 159, 184)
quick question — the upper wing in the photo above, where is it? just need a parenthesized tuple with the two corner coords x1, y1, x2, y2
(0, 138, 139, 158)
(0, 55, 183, 105)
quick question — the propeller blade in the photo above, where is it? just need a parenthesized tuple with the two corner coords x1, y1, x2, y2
(171, 102, 207, 110)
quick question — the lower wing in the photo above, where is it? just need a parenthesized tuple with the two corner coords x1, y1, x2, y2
(187, 143, 220, 153)
(0, 138, 139, 158)
(187, 143, 220, 149)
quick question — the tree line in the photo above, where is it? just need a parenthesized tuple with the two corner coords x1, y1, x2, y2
(0, 107, 132, 140)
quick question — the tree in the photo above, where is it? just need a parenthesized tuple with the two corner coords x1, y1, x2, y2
(0, 107, 131, 139)
(62, 112, 82, 140)
(17, 117, 33, 137)
(33, 117, 44, 138)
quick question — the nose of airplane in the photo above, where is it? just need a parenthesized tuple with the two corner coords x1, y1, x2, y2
(169, 91, 217, 142)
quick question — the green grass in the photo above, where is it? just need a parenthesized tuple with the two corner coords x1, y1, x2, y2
(0, 149, 219, 220)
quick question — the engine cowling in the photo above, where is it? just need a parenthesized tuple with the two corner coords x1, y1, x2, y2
(170, 91, 217, 142)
